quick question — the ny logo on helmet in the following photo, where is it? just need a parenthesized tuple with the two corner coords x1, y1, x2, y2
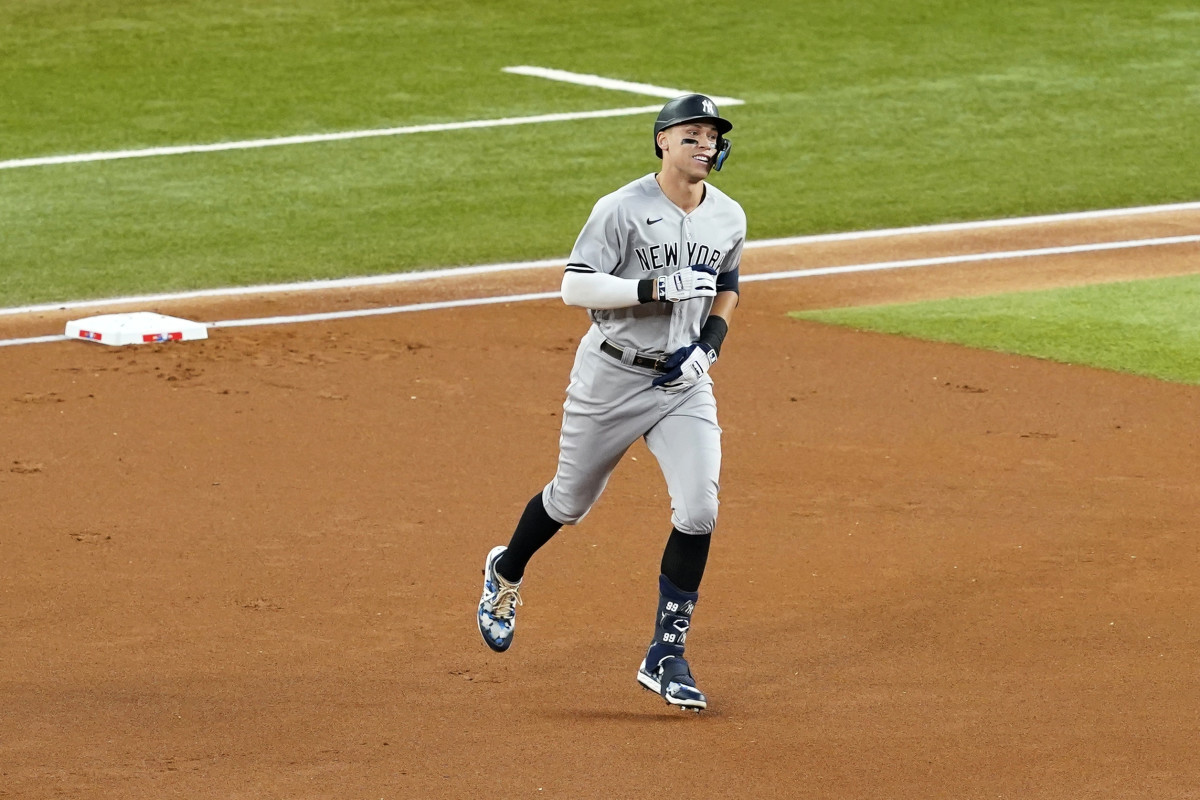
(702, 98, 716, 115)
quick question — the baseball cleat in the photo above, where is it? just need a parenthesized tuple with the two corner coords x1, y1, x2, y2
(477, 545, 522, 652)
(637, 655, 707, 711)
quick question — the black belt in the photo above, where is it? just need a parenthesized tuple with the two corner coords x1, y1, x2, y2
(600, 339, 668, 373)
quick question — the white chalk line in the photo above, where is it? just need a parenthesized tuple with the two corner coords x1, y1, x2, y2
(208, 235, 1200, 326)
(502, 66, 743, 107)
(747, 199, 1200, 245)
(3, 230, 1197, 348)
(1, 334, 68, 347)
(3, 199, 1197, 320)
(740, 233, 1200, 282)
(0, 105, 664, 170)
(0, 257, 568, 318)
(0, 66, 740, 170)
(210, 292, 561, 329)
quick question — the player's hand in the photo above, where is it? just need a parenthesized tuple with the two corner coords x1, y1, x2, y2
(652, 342, 717, 392)
(657, 265, 718, 303)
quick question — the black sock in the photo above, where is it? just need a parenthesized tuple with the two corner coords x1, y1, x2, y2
(495, 492, 562, 582)
(660, 528, 711, 593)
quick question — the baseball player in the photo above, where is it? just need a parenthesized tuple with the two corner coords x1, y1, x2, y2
(477, 94, 745, 712)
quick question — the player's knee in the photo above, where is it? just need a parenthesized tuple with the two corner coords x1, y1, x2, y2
(541, 486, 592, 525)
(675, 499, 718, 536)
(552, 505, 589, 525)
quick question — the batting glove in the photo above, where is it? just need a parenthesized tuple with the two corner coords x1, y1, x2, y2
(652, 342, 718, 392)
(657, 265, 718, 303)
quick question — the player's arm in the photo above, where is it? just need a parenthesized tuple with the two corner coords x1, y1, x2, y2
(692, 253, 742, 352)
(705, 288, 737, 332)
(694, 289, 737, 357)
(560, 268, 653, 309)
(651, 289, 739, 392)
(560, 265, 718, 309)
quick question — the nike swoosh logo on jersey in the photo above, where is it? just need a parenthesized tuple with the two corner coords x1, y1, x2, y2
(647, 217, 663, 225)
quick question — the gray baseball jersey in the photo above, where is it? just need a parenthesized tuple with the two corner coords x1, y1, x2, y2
(542, 173, 746, 536)
(565, 173, 746, 356)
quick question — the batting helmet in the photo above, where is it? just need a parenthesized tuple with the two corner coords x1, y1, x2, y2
(653, 94, 734, 164)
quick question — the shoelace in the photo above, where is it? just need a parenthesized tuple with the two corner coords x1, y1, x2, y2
(490, 581, 523, 620)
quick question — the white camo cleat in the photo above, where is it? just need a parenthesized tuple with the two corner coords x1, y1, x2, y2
(637, 655, 707, 711)
(477, 545, 522, 652)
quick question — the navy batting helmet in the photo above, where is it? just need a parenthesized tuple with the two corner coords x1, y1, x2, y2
(653, 94, 734, 159)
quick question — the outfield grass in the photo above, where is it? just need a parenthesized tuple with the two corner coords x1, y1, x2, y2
(792, 274, 1200, 385)
(2, 1, 1199, 305)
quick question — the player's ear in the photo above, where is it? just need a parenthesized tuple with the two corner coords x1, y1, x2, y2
(657, 130, 669, 153)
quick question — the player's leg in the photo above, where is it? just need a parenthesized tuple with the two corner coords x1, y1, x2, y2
(644, 386, 722, 539)
(494, 493, 561, 584)
(501, 355, 655, 579)
(539, 353, 661, 529)
(636, 386, 721, 709)
(479, 343, 654, 652)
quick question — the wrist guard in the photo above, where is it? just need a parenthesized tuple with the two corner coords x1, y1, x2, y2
(697, 315, 729, 357)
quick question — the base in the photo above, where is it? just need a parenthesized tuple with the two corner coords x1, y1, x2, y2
(65, 312, 209, 346)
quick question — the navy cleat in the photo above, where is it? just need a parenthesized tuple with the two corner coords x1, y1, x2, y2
(637, 655, 708, 711)
(477, 545, 522, 652)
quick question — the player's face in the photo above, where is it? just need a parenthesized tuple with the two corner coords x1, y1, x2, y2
(659, 122, 720, 178)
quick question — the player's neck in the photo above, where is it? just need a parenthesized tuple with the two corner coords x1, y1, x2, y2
(655, 170, 706, 214)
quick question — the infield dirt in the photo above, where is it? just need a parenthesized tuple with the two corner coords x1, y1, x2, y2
(3, 211, 1199, 799)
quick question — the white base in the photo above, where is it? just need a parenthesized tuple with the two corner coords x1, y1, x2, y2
(65, 312, 208, 346)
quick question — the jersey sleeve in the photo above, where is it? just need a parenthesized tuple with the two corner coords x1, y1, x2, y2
(565, 194, 625, 275)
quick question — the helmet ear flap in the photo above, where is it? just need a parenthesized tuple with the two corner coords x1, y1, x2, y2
(713, 138, 732, 171)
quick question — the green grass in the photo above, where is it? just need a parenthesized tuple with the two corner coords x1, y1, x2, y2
(2, 0, 1200, 305)
(792, 274, 1200, 385)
